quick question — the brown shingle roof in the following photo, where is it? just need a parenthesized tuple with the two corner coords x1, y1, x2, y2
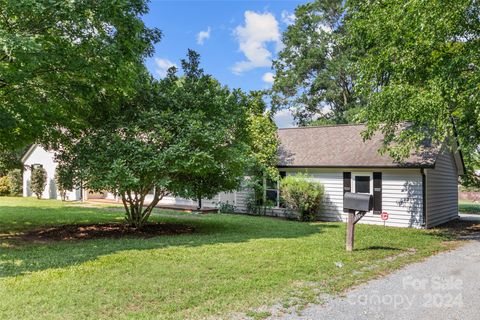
(277, 124, 438, 168)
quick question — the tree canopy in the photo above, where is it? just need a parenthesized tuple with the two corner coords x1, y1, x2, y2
(272, 0, 361, 125)
(56, 77, 171, 227)
(57, 50, 277, 225)
(272, 0, 479, 184)
(159, 51, 270, 209)
(345, 0, 479, 183)
(0, 0, 161, 151)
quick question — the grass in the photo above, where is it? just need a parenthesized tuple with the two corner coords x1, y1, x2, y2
(0, 197, 457, 320)
(459, 200, 480, 214)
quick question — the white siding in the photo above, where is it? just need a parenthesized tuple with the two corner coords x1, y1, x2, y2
(233, 168, 424, 228)
(379, 172, 423, 228)
(22, 145, 81, 200)
(425, 149, 459, 228)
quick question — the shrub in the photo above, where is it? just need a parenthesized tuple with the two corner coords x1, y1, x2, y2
(31, 167, 47, 199)
(54, 168, 74, 201)
(280, 173, 324, 221)
(217, 201, 236, 214)
(7, 169, 22, 196)
(0, 176, 12, 196)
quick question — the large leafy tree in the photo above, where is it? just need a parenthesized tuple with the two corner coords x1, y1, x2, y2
(56, 78, 172, 228)
(245, 91, 279, 179)
(160, 51, 254, 210)
(58, 51, 272, 225)
(0, 0, 161, 151)
(272, 0, 361, 125)
(345, 0, 480, 184)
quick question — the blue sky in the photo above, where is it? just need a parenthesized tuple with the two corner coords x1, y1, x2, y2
(142, 0, 306, 127)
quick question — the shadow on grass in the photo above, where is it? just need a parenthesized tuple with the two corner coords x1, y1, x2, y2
(0, 206, 338, 278)
(356, 246, 402, 251)
(433, 218, 480, 241)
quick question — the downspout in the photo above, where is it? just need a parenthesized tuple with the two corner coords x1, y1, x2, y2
(421, 169, 427, 228)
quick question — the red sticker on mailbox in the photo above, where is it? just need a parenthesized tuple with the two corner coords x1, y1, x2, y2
(381, 212, 389, 221)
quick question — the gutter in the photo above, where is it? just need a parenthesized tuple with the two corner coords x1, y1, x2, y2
(276, 164, 435, 169)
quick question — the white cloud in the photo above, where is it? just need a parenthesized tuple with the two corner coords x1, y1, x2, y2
(274, 109, 296, 128)
(262, 72, 275, 84)
(196, 26, 211, 45)
(281, 10, 296, 25)
(232, 11, 281, 74)
(154, 58, 176, 78)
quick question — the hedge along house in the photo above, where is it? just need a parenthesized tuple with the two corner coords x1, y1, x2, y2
(253, 124, 465, 228)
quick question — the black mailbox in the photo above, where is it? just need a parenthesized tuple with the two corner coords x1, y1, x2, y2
(344, 192, 373, 212)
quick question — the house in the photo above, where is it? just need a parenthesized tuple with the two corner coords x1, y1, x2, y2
(262, 125, 465, 228)
(21, 145, 82, 201)
(22, 124, 464, 228)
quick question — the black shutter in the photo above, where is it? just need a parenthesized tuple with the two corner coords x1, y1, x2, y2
(373, 172, 382, 215)
(343, 172, 351, 213)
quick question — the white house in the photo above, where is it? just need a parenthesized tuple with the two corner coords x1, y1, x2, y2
(251, 125, 465, 228)
(21, 145, 82, 201)
(22, 124, 464, 228)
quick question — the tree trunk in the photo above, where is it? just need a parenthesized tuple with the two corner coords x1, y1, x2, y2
(197, 196, 202, 211)
(121, 188, 168, 229)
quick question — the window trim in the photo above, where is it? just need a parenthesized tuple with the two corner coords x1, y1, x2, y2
(352, 172, 373, 195)
(263, 171, 286, 209)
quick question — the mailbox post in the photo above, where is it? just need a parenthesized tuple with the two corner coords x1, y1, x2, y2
(343, 192, 373, 251)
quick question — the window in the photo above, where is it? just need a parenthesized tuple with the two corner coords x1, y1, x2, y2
(32, 164, 43, 170)
(355, 176, 370, 194)
(265, 178, 278, 206)
(263, 171, 286, 207)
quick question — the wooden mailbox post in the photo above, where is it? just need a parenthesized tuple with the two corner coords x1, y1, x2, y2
(344, 192, 373, 251)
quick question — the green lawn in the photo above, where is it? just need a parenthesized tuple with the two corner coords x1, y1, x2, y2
(0, 197, 456, 320)
(459, 200, 480, 214)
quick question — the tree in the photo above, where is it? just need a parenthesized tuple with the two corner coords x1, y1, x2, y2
(31, 167, 47, 199)
(246, 91, 279, 179)
(280, 173, 324, 221)
(272, 0, 361, 125)
(0, 176, 11, 196)
(160, 51, 254, 210)
(0, 0, 161, 151)
(59, 51, 276, 225)
(0, 149, 24, 176)
(345, 0, 480, 185)
(7, 169, 22, 196)
(242, 91, 280, 214)
(54, 167, 74, 201)
(56, 79, 171, 228)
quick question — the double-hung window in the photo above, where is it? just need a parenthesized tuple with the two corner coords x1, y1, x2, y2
(263, 171, 286, 208)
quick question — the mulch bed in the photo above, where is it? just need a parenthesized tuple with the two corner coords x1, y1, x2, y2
(16, 223, 195, 242)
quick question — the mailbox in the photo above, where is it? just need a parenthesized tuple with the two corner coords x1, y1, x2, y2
(344, 192, 373, 212)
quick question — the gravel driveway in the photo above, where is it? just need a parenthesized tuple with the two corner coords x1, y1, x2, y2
(275, 217, 480, 320)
